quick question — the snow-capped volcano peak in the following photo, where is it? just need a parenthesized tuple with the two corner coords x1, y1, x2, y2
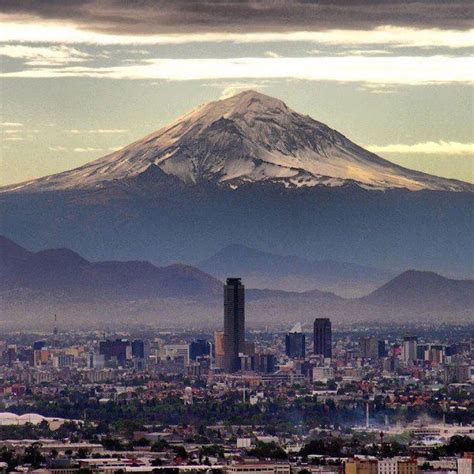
(3, 90, 472, 193)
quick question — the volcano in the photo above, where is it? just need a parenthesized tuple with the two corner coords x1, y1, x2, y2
(3, 90, 471, 193)
(0, 91, 472, 274)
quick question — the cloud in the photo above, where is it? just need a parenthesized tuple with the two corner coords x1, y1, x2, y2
(342, 49, 392, 56)
(1, 20, 473, 49)
(91, 129, 128, 134)
(218, 82, 267, 99)
(3, 137, 24, 141)
(367, 141, 474, 155)
(0, 1, 472, 33)
(1, 122, 23, 127)
(265, 51, 280, 58)
(65, 129, 128, 134)
(0, 44, 90, 65)
(3, 55, 473, 85)
(73, 147, 104, 152)
(50, 145, 121, 152)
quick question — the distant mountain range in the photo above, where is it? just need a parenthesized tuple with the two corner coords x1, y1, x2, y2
(198, 244, 395, 296)
(0, 235, 221, 299)
(1, 236, 472, 330)
(0, 90, 472, 274)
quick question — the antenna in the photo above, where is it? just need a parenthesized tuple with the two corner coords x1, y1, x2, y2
(366, 401, 370, 428)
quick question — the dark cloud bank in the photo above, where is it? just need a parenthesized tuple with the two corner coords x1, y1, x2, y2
(1, 0, 473, 33)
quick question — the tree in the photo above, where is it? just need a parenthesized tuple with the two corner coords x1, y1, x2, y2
(200, 445, 224, 459)
(151, 439, 170, 452)
(77, 447, 90, 459)
(173, 445, 188, 459)
(248, 441, 287, 460)
(24, 443, 44, 468)
(445, 436, 474, 455)
(101, 438, 125, 451)
(0, 446, 19, 471)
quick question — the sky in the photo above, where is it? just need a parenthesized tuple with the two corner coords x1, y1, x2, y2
(0, 0, 473, 186)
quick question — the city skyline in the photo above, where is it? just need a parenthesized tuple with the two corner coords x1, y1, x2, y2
(0, 3, 472, 473)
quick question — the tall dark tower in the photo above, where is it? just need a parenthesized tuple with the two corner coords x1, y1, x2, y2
(52, 314, 59, 346)
(223, 278, 245, 373)
(285, 322, 306, 358)
(313, 318, 332, 358)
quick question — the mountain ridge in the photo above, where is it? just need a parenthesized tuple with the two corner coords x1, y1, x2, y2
(1, 236, 472, 329)
(360, 269, 474, 310)
(0, 235, 222, 298)
(198, 243, 395, 296)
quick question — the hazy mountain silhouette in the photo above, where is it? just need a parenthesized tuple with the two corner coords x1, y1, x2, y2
(0, 235, 221, 298)
(198, 243, 395, 296)
(360, 269, 474, 311)
(1, 236, 472, 329)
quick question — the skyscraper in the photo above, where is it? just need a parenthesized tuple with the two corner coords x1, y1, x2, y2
(131, 339, 145, 359)
(189, 339, 210, 361)
(285, 322, 306, 358)
(214, 331, 225, 369)
(403, 335, 418, 364)
(313, 318, 332, 358)
(99, 339, 131, 366)
(223, 277, 245, 373)
(360, 336, 379, 359)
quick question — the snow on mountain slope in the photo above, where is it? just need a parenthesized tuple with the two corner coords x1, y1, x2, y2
(3, 90, 472, 193)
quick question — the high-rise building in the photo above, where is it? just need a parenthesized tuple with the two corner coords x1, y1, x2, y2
(33, 340, 46, 351)
(416, 344, 429, 360)
(88, 352, 105, 369)
(99, 339, 131, 366)
(378, 340, 388, 358)
(313, 318, 332, 358)
(360, 337, 379, 359)
(402, 336, 418, 364)
(285, 322, 306, 359)
(426, 344, 444, 364)
(254, 354, 277, 374)
(131, 339, 145, 359)
(189, 339, 210, 361)
(359, 337, 385, 359)
(223, 277, 245, 373)
(214, 331, 225, 369)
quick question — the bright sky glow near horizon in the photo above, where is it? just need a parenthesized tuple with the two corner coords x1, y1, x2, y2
(0, 1, 473, 185)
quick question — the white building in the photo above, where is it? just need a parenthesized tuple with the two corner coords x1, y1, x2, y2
(236, 438, 252, 448)
(162, 344, 190, 365)
(313, 366, 334, 383)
